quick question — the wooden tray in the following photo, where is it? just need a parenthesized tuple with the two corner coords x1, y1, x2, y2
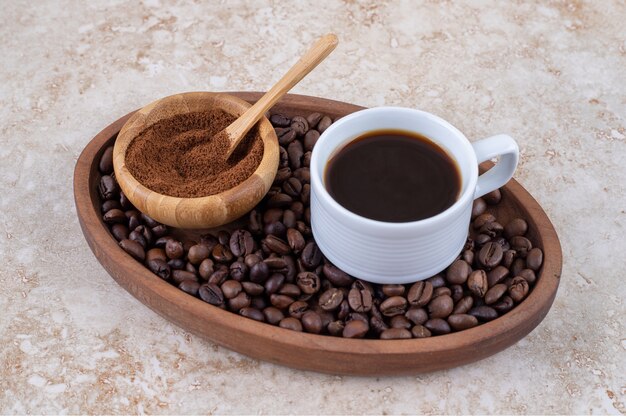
(74, 92, 562, 376)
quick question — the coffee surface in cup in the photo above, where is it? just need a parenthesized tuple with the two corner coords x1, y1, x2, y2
(324, 130, 461, 222)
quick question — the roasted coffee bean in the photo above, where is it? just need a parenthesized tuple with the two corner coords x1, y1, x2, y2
(263, 307, 284, 325)
(447, 314, 478, 331)
(279, 283, 301, 298)
(450, 284, 464, 303)
(479, 221, 504, 238)
(471, 197, 487, 219)
(487, 265, 509, 287)
(390, 315, 412, 329)
(221, 280, 242, 299)
(146, 248, 167, 263)
(491, 236, 510, 252)
(239, 307, 264, 322)
(504, 218, 528, 239)
(288, 300, 308, 319)
(467, 270, 489, 297)
(295, 220, 310, 237)
(242, 281, 264, 297)
(511, 258, 526, 276)
(483, 189, 502, 205)
(478, 242, 503, 269)
(168, 258, 185, 270)
(462, 249, 474, 265)
(274, 167, 292, 185)
(165, 240, 184, 259)
(526, 248, 543, 271)
(211, 244, 234, 263)
(433, 286, 452, 298)
(518, 268, 537, 285)
(428, 295, 454, 319)
(99, 146, 114, 173)
(300, 184, 311, 205)
(452, 296, 474, 314)
(348, 287, 373, 313)
(293, 167, 310, 184)
(508, 276, 529, 302)
(303, 129, 320, 152)
(317, 115, 332, 133)
(306, 112, 322, 128)
(370, 316, 389, 334)
(380, 296, 408, 317)
(405, 307, 428, 325)
(244, 253, 262, 268)
(263, 256, 287, 272)
(172, 270, 196, 285)
(380, 328, 412, 340)
(103, 208, 126, 224)
(179, 280, 200, 296)
(407, 281, 433, 307)
(337, 300, 350, 320)
(267, 192, 293, 209)
(111, 223, 129, 241)
(286, 228, 305, 254)
(475, 233, 491, 246)
(492, 295, 514, 313)
(323, 264, 353, 287)
(427, 274, 446, 288)
(411, 325, 432, 338)
(251, 296, 268, 310)
(129, 227, 149, 249)
(218, 231, 232, 245)
(264, 273, 285, 295)
(99, 175, 119, 200)
(446, 259, 471, 284)
(278, 146, 289, 168)
(188, 244, 210, 265)
(296, 272, 320, 294)
(484, 283, 507, 304)
(102, 199, 121, 213)
(326, 320, 344, 336)
(502, 249, 517, 268)
(229, 229, 254, 257)
(474, 213, 496, 229)
(154, 236, 173, 248)
(279, 317, 303, 332)
(248, 210, 263, 235)
(119, 239, 145, 261)
(343, 319, 369, 338)
(424, 318, 451, 335)
(382, 284, 405, 297)
(227, 261, 246, 281)
(250, 261, 270, 283)
(282, 177, 303, 198)
(276, 127, 297, 146)
(510, 236, 533, 258)
(147, 259, 170, 280)
(228, 291, 251, 311)
(287, 140, 304, 170)
(270, 113, 291, 127)
(198, 258, 215, 280)
(263, 208, 284, 224)
(301, 310, 323, 334)
(151, 224, 167, 238)
(290, 115, 309, 135)
(262, 235, 291, 255)
(185, 262, 197, 275)
(468, 305, 498, 322)
(282, 210, 297, 228)
(263, 221, 287, 239)
(199, 283, 224, 306)
(270, 294, 294, 309)
(319, 288, 343, 311)
(301, 242, 322, 269)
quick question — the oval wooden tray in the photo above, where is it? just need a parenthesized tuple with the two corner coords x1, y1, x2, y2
(74, 92, 562, 376)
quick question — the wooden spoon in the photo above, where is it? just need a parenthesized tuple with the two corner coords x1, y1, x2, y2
(223, 33, 338, 158)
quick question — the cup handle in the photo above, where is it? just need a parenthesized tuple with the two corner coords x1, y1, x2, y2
(471, 134, 519, 199)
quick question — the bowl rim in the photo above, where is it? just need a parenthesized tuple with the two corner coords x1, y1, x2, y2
(75, 92, 563, 375)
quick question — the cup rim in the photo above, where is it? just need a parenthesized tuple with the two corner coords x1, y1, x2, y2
(310, 106, 479, 230)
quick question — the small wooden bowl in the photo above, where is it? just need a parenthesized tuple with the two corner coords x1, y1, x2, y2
(76, 92, 562, 376)
(112, 92, 279, 229)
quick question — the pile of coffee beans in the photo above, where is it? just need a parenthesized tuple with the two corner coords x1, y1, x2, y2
(97, 111, 543, 339)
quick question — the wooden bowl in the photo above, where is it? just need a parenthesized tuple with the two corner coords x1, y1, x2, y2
(75, 92, 562, 376)
(112, 92, 279, 229)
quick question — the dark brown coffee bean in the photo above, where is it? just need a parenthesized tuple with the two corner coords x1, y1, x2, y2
(370, 316, 389, 334)
(270, 113, 291, 127)
(269, 294, 294, 309)
(526, 248, 543, 271)
(300, 183, 311, 205)
(301, 310, 322, 334)
(293, 167, 310, 184)
(306, 112, 322, 128)
(151, 224, 167, 238)
(263, 221, 287, 239)
(511, 258, 526, 276)
(198, 283, 224, 306)
(99, 175, 118, 200)
(211, 244, 234, 263)
(447, 314, 479, 331)
(348, 288, 373, 313)
(274, 167, 292, 185)
(281, 210, 296, 229)
(407, 281, 433, 307)
(462, 249, 474, 265)
(487, 265, 509, 287)
(147, 259, 170, 280)
(479, 221, 504, 238)
(427, 274, 446, 288)
(467, 270, 489, 297)
(327, 320, 345, 336)
(244, 253, 262, 269)
(172, 270, 196, 285)
(165, 239, 184, 259)
(129, 226, 150, 249)
(433, 286, 452, 298)
(263, 256, 287, 272)
(389, 315, 412, 329)
(179, 280, 200, 296)
(446, 259, 471, 284)
(287, 140, 304, 169)
(239, 307, 264, 322)
(98, 146, 114, 173)
(103, 208, 126, 224)
(449, 284, 462, 303)
(185, 262, 197, 275)
(483, 189, 502, 204)
(343, 319, 369, 338)
(380, 328, 412, 340)
(502, 249, 517, 268)
(198, 258, 215, 280)
(322, 264, 353, 287)
(167, 258, 185, 270)
(424, 318, 451, 335)
(221, 280, 242, 299)
(317, 115, 332, 133)
(263, 307, 284, 325)
(250, 261, 270, 283)
(101, 199, 121, 213)
(279, 317, 303, 332)
(228, 291, 251, 311)
(248, 210, 263, 235)
(228, 229, 254, 257)
(296, 272, 320, 294)
(484, 283, 508, 304)
(382, 284, 405, 297)
(518, 268, 537, 285)
(282, 177, 303, 198)
(471, 197, 486, 219)
(428, 295, 454, 319)
(146, 248, 166, 263)
(474, 213, 496, 229)
(302, 151, 312, 168)
(380, 296, 408, 317)
(491, 236, 510, 251)
(250, 295, 267, 311)
(337, 300, 350, 320)
(262, 235, 291, 255)
(119, 239, 145, 261)
(266, 193, 293, 209)
(478, 242, 503, 269)
(290, 115, 309, 135)
(187, 244, 210, 265)
(411, 325, 432, 338)
(226, 261, 245, 281)
(508, 276, 530, 302)
(288, 300, 308, 319)
(276, 127, 297, 146)
(279, 283, 300, 298)
(319, 288, 343, 311)
(468, 305, 498, 322)
(403, 308, 427, 325)
(474, 233, 491, 246)
(303, 129, 320, 152)
(111, 223, 129, 241)
(510, 236, 533, 258)
(300, 242, 322, 269)
(264, 273, 285, 295)
(239, 281, 263, 297)
(452, 296, 474, 314)
(286, 228, 305, 254)
(492, 295, 514, 314)
(504, 218, 528, 239)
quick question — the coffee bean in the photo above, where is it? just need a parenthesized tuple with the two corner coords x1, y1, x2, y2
(282, 177, 303, 198)
(296, 272, 320, 294)
(179, 280, 200, 296)
(262, 235, 290, 255)
(241, 281, 264, 297)
(248, 210, 263, 235)
(304, 129, 320, 151)
(511, 258, 526, 276)
(239, 307, 264, 322)
(467, 270, 488, 297)
(427, 274, 446, 288)
(167, 258, 185, 270)
(407, 281, 433, 307)
(319, 288, 343, 311)
(287, 140, 304, 170)
(475, 233, 491, 246)
(510, 236, 533, 258)
(518, 268, 537, 285)
(474, 213, 496, 229)
(267, 193, 293, 209)
(317, 115, 332, 133)
(343, 319, 369, 338)
(452, 296, 474, 314)
(279, 283, 301, 298)
(199, 283, 224, 306)
(263, 307, 284, 325)
(492, 295, 514, 313)
(471, 198, 487, 219)
(188, 244, 210, 265)
(380, 328, 412, 340)
(381, 284, 405, 297)
(301, 310, 323, 334)
(487, 265, 509, 287)
(390, 315, 412, 329)
(111, 223, 129, 241)
(261, 273, 282, 295)
(380, 296, 408, 317)
(165, 240, 184, 259)
(286, 228, 305, 254)
(221, 280, 242, 299)
(119, 239, 145, 261)
(101, 199, 121, 213)
(279, 317, 302, 332)
(446, 259, 471, 284)
(370, 316, 389, 334)
(411, 325, 432, 338)
(326, 320, 344, 336)
(129, 226, 150, 249)
(228, 291, 251, 311)
(269, 294, 294, 309)
(270, 113, 291, 127)
(300, 242, 322, 269)
(250, 261, 270, 283)
(468, 306, 498, 322)
(478, 242, 503, 269)
(198, 258, 215, 280)
(428, 295, 454, 319)
(151, 224, 167, 238)
(288, 300, 308, 319)
(263, 221, 287, 239)
(103, 208, 126, 224)
(146, 248, 166, 263)
(147, 259, 170, 280)
(462, 249, 474, 265)
(306, 112, 322, 128)
(229, 229, 254, 257)
(212, 244, 234, 263)
(504, 218, 528, 239)
(502, 249, 517, 268)
(290, 115, 309, 136)
(508, 276, 529, 302)
(277, 127, 297, 146)
(483, 189, 502, 204)
(526, 248, 543, 271)
(348, 287, 373, 313)
(491, 236, 510, 251)
(447, 314, 478, 331)
(99, 146, 114, 173)
(322, 264, 353, 287)
(293, 167, 310, 184)
(405, 307, 428, 325)
(172, 270, 196, 285)
(479, 221, 504, 238)
(424, 318, 451, 335)
(300, 184, 311, 205)
(433, 286, 452, 298)
(99, 175, 119, 200)
(484, 283, 507, 304)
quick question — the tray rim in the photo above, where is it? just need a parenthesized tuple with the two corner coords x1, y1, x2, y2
(74, 91, 562, 375)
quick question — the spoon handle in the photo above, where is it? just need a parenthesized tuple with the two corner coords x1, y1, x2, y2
(225, 33, 338, 157)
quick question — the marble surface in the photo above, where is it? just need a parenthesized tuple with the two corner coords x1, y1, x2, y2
(1, 0, 625, 414)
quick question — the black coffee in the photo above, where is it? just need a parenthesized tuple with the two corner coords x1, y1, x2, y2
(324, 130, 461, 222)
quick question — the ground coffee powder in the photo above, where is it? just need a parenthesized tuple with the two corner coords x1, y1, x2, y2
(125, 109, 263, 198)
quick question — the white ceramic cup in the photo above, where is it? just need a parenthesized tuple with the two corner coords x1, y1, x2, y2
(310, 107, 519, 284)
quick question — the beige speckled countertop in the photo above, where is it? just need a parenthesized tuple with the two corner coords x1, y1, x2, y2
(1, 1, 625, 414)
